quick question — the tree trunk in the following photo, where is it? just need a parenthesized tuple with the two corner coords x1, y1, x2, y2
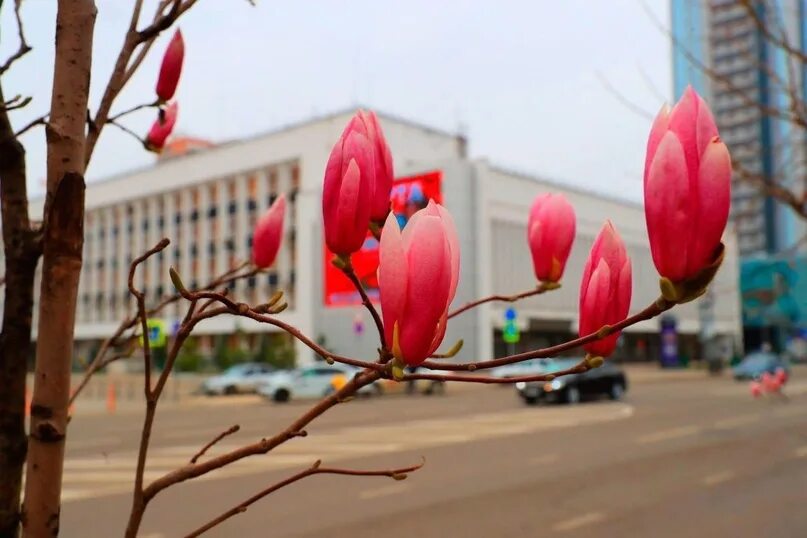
(22, 2, 96, 537)
(0, 82, 40, 538)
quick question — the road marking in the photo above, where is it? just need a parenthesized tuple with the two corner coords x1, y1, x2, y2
(61, 404, 634, 504)
(702, 470, 734, 486)
(794, 446, 807, 458)
(552, 511, 605, 532)
(636, 425, 700, 445)
(713, 414, 760, 430)
(528, 454, 559, 466)
(358, 483, 410, 500)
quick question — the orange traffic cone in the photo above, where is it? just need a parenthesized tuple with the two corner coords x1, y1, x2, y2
(24, 387, 31, 418)
(106, 381, 117, 414)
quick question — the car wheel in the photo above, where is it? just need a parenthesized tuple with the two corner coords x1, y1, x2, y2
(224, 385, 238, 396)
(523, 395, 538, 405)
(273, 389, 290, 403)
(609, 382, 625, 401)
(563, 385, 581, 405)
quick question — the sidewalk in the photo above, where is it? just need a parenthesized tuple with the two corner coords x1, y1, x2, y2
(622, 363, 714, 384)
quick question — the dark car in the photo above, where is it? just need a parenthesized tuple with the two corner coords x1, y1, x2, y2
(732, 351, 790, 381)
(515, 358, 627, 405)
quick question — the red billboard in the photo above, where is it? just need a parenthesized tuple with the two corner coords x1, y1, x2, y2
(323, 170, 443, 306)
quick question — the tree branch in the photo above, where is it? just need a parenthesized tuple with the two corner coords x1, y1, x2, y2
(108, 118, 146, 146)
(0, 0, 32, 75)
(183, 458, 424, 538)
(190, 424, 240, 464)
(108, 99, 160, 122)
(448, 282, 558, 320)
(339, 260, 386, 351)
(12, 113, 47, 138)
(420, 298, 671, 372)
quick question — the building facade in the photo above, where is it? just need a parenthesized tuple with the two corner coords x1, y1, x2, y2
(23, 110, 743, 368)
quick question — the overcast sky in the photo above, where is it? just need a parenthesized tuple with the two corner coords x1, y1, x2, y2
(2, 0, 671, 202)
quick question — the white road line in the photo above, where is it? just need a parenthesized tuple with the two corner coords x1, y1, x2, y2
(552, 511, 605, 532)
(358, 483, 410, 500)
(636, 425, 701, 445)
(794, 446, 807, 458)
(528, 454, 559, 466)
(713, 414, 760, 430)
(702, 470, 735, 486)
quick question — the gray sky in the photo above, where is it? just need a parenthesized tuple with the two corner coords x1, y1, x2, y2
(3, 0, 670, 202)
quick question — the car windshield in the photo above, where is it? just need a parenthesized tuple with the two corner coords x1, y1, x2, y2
(741, 353, 775, 368)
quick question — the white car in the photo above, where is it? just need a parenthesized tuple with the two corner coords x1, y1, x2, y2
(257, 365, 379, 402)
(490, 359, 551, 380)
(201, 363, 279, 395)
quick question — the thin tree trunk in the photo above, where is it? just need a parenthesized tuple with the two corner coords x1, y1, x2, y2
(22, 2, 96, 536)
(0, 81, 40, 538)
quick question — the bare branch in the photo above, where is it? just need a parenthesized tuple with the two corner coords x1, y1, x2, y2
(738, 0, 807, 64)
(1, 94, 31, 111)
(596, 71, 655, 120)
(338, 259, 386, 351)
(183, 458, 424, 538)
(12, 113, 46, 138)
(108, 118, 146, 146)
(448, 282, 558, 320)
(190, 425, 240, 464)
(421, 298, 671, 372)
(0, 0, 32, 74)
(108, 100, 160, 122)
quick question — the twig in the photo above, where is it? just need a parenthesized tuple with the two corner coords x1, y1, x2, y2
(421, 298, 670, 372)
(0, 94, 31, 111)
(13, 113, 47, 138)
(596, 71, 655, 120)
(108, 118, 145, 145)
(128, 238, 171, 396)
(69, 261, 260, 404)
(190, 425, 240, 464)
(109, 100, 160, 122)
(183, 458, 424, 538)
(448, 283, 557, 320)
(339, 261, 386, 350)
(738, 0, 807, 64)
(0, 0, 32, 75)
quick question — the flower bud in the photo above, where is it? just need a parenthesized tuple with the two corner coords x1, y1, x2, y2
(145, 102, 178, 152)
(527, 193, 576, 283)
(156, 30, 185, 102)
(252, 194, 286, 268)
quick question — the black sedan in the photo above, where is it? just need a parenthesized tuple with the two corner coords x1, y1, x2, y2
(515, 358, 628, 405)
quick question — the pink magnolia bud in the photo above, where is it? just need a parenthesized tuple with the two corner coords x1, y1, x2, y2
(774, 367, 788, 385)
(749, 381, 762, 398)
(379, 200, 460, 366)
(156, 30, 185, 102)
(644, 86, 731, 282)
(252, 194, 286, 268)
(145, 102, 178, 152)
(341, 111, 394, 222)
(527, 193, 576, 283)
(578, 221, 632, 357)
(761, 371, 781, 393)
(322, 118, 376, 256)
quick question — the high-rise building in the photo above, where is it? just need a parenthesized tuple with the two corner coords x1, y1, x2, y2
(671, 0, 807, 257)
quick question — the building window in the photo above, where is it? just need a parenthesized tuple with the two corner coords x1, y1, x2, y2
(228, 201, 237, 214)
(158, 216, 165, 229)
(175, 213, 182, 225)
(208, 207, 217, 218)
(268, 273, 278, 286)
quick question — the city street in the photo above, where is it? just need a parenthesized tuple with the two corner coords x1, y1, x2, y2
(60, 368, 807, 537)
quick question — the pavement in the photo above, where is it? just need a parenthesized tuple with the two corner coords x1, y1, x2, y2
(56, 366, 807, 537)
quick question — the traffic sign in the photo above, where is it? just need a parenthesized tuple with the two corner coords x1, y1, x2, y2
(503, 308, 520, 344)
(140, 318, 167, 348)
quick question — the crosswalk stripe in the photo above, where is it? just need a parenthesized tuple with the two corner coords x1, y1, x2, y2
(61, 403, 633, 503)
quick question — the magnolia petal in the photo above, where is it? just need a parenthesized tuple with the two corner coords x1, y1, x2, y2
(645, 132, 692, 281)
(378, 212, 408, 347)
(644, 103, 671, 185)
(689, 138, 731, 276)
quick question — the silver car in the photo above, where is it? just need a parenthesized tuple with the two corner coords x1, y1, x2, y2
(201, 363, 279, 395)
(257, 365, 379, 402)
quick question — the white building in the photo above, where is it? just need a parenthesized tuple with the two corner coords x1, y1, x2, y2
(25, 110, 743, 366)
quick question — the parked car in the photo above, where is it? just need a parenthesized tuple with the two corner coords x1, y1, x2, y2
(732, 351, 790, 381)
(201, 363, 279, 395)
(257, 365, 380, 403)
(515, 358, 628, 405)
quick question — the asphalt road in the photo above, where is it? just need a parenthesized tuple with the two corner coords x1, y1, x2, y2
(58, 367, 807, 537)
